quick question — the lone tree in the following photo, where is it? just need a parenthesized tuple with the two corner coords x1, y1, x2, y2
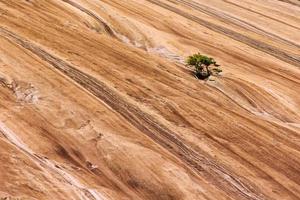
(186, 53, 221, 79)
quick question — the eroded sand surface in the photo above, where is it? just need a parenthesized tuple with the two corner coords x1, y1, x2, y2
(0, 0, 300, 199)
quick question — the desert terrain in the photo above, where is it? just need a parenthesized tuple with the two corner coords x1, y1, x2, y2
(0, 0, 300, 199)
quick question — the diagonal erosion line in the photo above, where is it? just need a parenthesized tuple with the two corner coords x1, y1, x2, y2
(61, 0, 116, 37)
(0, 27, 264, 200)
(0, 121, 104, 200)
(146, 0, 300, 68)
(221, 0, 300, 31)
(169, 0, 300, 49)
(276, 0, 300, 7)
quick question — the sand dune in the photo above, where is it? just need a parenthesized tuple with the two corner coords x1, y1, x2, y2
(0, 0, 300, 199)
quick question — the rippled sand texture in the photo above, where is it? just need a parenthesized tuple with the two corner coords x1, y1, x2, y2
(0, 0, 300, 199)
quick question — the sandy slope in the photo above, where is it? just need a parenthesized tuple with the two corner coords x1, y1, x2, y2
(0, 0, 299, 199)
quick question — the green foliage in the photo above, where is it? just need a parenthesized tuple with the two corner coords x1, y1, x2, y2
(186, 53, 221, 79)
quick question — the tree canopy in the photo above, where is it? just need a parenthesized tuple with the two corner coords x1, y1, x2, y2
(186, 53, 221, 79)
